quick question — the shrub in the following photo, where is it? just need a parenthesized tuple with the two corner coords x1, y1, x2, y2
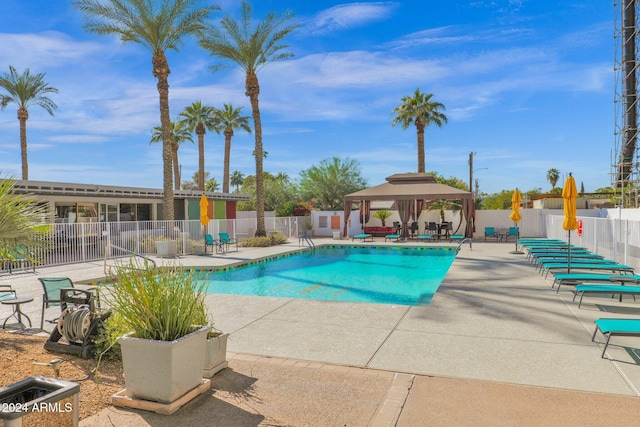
(238, 232, 288, 247)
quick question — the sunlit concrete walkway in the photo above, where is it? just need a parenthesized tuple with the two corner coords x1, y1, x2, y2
(2, 238, 640, 425)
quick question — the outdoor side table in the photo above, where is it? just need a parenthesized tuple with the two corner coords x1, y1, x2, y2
(1, 296, 34, 329)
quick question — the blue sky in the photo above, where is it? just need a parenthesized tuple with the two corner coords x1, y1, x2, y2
(0, 0, 614, 195)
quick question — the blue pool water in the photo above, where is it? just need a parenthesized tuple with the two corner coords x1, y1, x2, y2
(202, 246, 456, 306)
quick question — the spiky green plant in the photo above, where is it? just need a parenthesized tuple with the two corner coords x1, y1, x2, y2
(105, 258, 210, 341)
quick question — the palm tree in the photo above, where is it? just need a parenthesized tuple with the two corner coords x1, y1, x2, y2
(211, 103, 251, 193)
(74, 0, 217, 220)
(205, 177, 220, 192)
(179, 101, 216, 191)
(150, 120, 193, 190)
(230, 170, 244, 192)
(391, 89, 447, 173)
(198, 1, 298, 236)
(547, 168, 560, 190)
(0, 66, 58, 180)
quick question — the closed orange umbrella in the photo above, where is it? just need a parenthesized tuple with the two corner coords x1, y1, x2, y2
(562, 173, 578, 272)
(199, 194, 209, 226)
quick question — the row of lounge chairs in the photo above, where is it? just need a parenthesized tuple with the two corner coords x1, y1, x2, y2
(352, 232, 464, 243)
(519, 238, 640, 359)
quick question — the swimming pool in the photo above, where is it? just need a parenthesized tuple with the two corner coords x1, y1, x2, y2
(201, 245, 456, 306)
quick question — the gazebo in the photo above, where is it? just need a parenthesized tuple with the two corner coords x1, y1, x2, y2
(343, 173, 475, 238)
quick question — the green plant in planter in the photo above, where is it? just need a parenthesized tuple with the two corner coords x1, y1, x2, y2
(372, 209, 392, 226)
(106, 259, 210, 341)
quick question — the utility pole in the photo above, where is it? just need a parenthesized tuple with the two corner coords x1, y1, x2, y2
(468, 152, 474, 192)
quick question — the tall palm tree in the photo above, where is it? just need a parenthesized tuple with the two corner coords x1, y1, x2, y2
(391, 89, 447, 173)
(74, 0, 217, 220)
(198, 1, 298, 236)
(0, 66, 58, 180)
(230, 170, 244, 192)
(547, 168, 560, 190)
(151, 120, 193, 190)
(179, 101, 216, 191)
(211, 103, 251, 193)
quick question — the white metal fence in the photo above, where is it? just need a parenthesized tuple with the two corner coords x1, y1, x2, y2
(18, 217, 304, 268)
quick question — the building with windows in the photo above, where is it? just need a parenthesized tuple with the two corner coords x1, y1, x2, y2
(10, 180, 250, 223)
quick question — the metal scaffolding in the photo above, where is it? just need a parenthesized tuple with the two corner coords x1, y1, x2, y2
(613, 0, 640, 207)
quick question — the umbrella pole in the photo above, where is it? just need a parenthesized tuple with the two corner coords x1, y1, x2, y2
(567, 230, 571, 274)
(509, 222, 524, 254)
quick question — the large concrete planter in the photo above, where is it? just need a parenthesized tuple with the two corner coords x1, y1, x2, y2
(203, 332, 229, 378)
(118, 325, 208, 403)
(155, 240, 177, 258)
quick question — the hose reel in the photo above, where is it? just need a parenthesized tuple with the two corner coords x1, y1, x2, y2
(57, 304, 92, 344)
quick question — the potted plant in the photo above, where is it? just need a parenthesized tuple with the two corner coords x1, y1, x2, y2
(203, 329, 229, 378)
(372, 209, 392, 226)
(107, 259, 211, 403)
(155, 237, 177, 258)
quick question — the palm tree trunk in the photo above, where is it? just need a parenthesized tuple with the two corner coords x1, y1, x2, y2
(246, 72, 266, 236)
(416, 120, 425, 173)
(197, 125, 205, 191)
(172, 145, 180, 190)
(153, 52, 174, 220)
(18, 108, 29, 180)
(223, 128, 233, 193)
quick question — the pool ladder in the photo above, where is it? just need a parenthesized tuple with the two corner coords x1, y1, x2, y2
(456, 238, 472, 252)
(299, 233, 316, 248)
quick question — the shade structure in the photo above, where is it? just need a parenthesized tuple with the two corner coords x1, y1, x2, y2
(199, 194, 209, 226)
(562, 173, 579, 273)
(344, 173, 475, 238)
(509, 189, 522, 223)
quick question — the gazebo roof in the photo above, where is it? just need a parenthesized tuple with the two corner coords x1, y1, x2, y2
(344, 173, 472, 202)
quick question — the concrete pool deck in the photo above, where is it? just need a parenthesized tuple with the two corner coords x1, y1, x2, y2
(2, 239, 640, 425)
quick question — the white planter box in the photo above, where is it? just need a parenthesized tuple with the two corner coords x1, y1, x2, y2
(203, 333, 229, 378)
(118, 326, 208, 403)
(155, 240, 177, 258)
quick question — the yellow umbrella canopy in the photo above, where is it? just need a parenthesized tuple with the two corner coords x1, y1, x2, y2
(562, 174, 578, 231)
(509, 188, 522, 223)
(199, 194, 209, 226)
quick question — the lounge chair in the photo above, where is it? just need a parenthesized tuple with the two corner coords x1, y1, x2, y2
(552, 274, 640, 293)
(449, 234, 464, 243)
(484, 227, 499, 242)
(2, 248, 36, 274)
(542, 263, 634, 279)
(352, 233, 373, 242)
(573, 284, 640, 308)
(385, 234, 400, 242)
(417, 234, 432, 242)
(592, 318, 640, 358)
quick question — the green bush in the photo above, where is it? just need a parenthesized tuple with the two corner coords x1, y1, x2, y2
(238, 232, 288, 247)
(93, 311, 129, 360)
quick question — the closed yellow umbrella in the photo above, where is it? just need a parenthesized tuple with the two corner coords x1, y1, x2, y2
(508, 188, 523, 254)
(199, 194, 209, 226)
(562, 173, 578, 272)
(509, 188, 522, 223)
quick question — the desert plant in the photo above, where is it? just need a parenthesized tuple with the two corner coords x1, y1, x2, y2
(372, 209, 392, 226)
(105, 259, 210, 341)
(237, 232, 288, 247)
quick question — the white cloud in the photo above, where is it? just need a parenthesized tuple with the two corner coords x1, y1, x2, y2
(303, 2, 398, 35)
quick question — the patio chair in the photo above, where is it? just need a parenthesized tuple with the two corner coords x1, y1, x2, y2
(218, 232, 238, 253)
(38, 277, 75, 330)
(505, 227, 519, 242)
(484, 227, 499, 242)
(2, 248, 36, 274)
(409, 222, 419, 239)
(426, 222, 439, 240)
(0, 285, 17, 302)
(204, 234, 217, 253)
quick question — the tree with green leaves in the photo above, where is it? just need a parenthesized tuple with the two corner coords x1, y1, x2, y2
(74, 0, 217, 220)
(179, 101, 216, 191)
(211, 103, 252, 193)
(391, 89, 447, 173)
(237, 172, 297, 212)
(299, 157, 368, 210)
(198, 1, 299, 236)
(0, 174, 50, 261)
(150, 120, 193, 190)
(230, 170, 245, 192)
(546, 168, 560, 191)
(0, 66, 58, 180)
